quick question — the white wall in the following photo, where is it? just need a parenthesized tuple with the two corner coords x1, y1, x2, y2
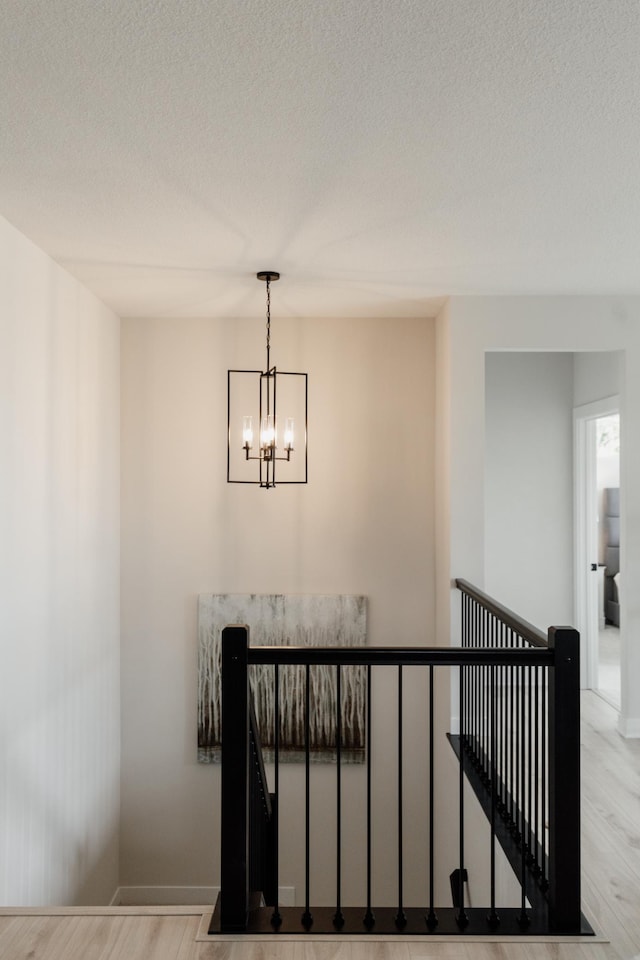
(438, 297, 640, 737)
(0, 216, 120, 905)
(120, 314, 437, 902)
(573, 350, 622, 408)
(573, 352, 622, 568)
(485, 352, 574, 629)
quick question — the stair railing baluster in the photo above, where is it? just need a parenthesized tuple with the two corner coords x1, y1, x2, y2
(302, 663, 312, 929)
(395, 665, 406, 928)
(541, 665, 548, 891)
(364, 664, 374, 929)
(426, 663, 437, 929)
(271, 663, 281, 927)
(334, 664, 343, 928)
(457, 662, 468, 928)
(488, 661, 499, 928)
(518, 659, 529, 927)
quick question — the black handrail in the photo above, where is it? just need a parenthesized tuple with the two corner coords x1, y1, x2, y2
(214, 587, 585, 937)
(456, 579, 548, 647)
(246, 646, 552, 666)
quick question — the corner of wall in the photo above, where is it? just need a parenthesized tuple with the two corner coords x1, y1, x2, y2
(435, 301, 452, 648)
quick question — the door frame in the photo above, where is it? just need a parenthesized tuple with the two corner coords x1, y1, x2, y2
(573, 395, 619, 691)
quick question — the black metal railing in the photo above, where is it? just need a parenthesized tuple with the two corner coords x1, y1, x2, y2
(455, 579, 582, 934)
(212, 584, 588, 937)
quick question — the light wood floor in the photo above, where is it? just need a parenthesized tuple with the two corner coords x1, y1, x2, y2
(597, 626, 620, 708)
(1, 691, 638, 960)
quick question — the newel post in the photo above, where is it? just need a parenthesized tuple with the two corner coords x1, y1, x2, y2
(547, 626, 581, 932)
(219, 624, 251, 932)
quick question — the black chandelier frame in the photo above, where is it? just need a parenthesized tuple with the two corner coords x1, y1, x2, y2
(227, 272, 308, 489)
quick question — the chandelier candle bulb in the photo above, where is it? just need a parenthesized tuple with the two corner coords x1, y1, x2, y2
(284, 418, 294, 452)
(242, 416, 254, 451)
(260, 414, 276, 454)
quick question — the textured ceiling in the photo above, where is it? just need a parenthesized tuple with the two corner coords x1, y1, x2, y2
(1, 0, 639, 318)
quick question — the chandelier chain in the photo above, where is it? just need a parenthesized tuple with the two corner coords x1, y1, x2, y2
(266, 276, 271, 369)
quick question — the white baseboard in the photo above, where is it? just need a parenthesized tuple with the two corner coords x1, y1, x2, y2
(617, 715, 640, 738)
(110, 885, 295, 907)
(110, 886, 218, 906)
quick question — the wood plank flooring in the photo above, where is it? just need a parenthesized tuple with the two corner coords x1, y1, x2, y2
(0, 691, 638, 960)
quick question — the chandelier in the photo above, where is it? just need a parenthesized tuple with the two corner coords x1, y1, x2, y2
(227, 271, 308, 488)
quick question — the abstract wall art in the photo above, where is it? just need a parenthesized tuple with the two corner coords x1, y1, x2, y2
(197, 593, 367, 763)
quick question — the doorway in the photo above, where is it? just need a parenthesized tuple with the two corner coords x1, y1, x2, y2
(574, 398, 620, 707)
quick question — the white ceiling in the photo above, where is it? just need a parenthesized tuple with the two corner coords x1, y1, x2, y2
(1, 0, 639, 319)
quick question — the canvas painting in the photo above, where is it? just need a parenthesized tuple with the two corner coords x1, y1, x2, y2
(197, 593, 367, 763)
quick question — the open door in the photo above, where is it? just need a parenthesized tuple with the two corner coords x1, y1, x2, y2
(574, 397, 620, 704)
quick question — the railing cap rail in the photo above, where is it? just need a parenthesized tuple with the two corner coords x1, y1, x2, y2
(246, 645, 553, 666)
(455, 578, 549, 648)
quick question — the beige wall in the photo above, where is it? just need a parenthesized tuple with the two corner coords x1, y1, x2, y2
(0, 216, 120, 905)
(120, 314, 437, 901)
